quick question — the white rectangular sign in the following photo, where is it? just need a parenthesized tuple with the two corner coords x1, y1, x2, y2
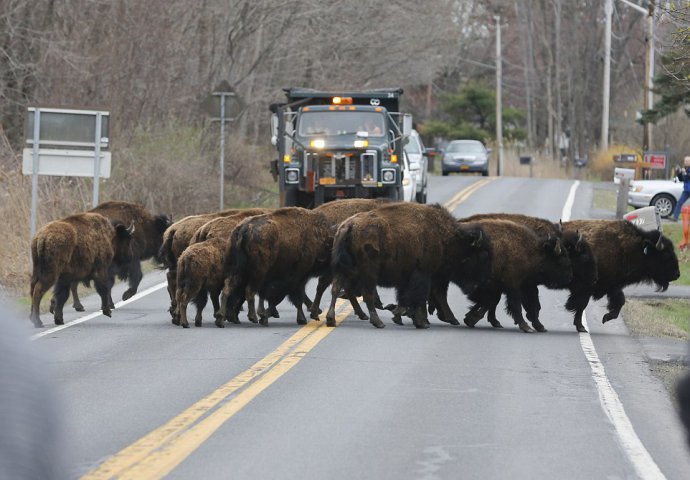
(22, 148, 111, 178)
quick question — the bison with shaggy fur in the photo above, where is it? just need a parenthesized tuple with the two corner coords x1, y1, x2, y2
(30, 213, 134, 327)
(461, 213, 597, 331)
(309, 198, 392, 320)
(173, 210, 271, 327)
(461, 219, 573, 333)
(160, 208, 266, 318)
(327, 203, 492, 329)
(217, 208, 331, 327)
(563, 220, 679, 332)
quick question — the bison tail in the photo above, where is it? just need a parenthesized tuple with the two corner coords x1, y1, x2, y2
(159, 229, 176, 270)
(332, 224, 356, 275)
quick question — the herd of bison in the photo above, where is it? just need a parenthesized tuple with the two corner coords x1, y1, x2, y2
(29, 198, 681, 334)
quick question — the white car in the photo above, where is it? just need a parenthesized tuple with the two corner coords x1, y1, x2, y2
(401, 151, 417, 202)
(628, 178, 683, 218)
(404, 129, 428, 203)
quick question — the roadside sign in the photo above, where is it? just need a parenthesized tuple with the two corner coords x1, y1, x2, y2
(643, 152, 667, 170)
(613, 153, 637, 163)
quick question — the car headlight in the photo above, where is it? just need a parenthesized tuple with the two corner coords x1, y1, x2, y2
(633, 186, 644, 192)
(285, 168, 300, 184)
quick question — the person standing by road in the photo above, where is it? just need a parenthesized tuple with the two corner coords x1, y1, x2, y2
(672, 156, 690, 222)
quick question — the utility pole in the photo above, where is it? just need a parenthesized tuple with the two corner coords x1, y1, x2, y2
(495, 14, 504, 176)
(601, 0, 613, 151)
(643, 0, 655, 152)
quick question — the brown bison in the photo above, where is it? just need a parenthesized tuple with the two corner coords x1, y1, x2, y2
(217, 208, 331, 327)
(159, 209, 266, 318)
(563, 219, 680, 332)
(309, 198, 392, 320)
(53, 201, 171, 313)
(326, 203, 492, 328)
(30, 213, 135, 327)
(460, 219, 573, 333)
(174, 209, 271, 328)
(460, 213, 597, 332)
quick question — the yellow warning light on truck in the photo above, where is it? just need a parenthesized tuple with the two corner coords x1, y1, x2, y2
(332, 96, 353, 105)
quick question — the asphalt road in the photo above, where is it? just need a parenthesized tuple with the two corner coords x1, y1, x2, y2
(30, 175, 690, 479)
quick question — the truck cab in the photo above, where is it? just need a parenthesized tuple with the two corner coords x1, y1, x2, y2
(270, 88, 412, 208)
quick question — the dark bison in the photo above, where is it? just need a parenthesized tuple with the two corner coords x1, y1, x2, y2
(460, 219, 573, 333)
(309, 198, 392, 320)
(460, 213, 597, 331)
(563, 219, 680, 332)
(217, 207, 331, 327)
(174, 209, 271, 327)
(159, 208, 267, 318)
(53, 201, 171, 312)
(30, 213, 135, 327)
(327, 203, 492, 328)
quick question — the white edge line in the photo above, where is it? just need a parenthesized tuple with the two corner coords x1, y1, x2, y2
(563, 181, 666, 479)
(30, 281, 167, 340)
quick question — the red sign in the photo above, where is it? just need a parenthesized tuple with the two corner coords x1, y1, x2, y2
(644, 153, 666, 169)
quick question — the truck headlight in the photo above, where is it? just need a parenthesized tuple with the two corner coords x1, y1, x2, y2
(285, 168, 300, 184)
(309, 139, 325, 149)
(382, 169, 395, 183)
(354, 139, 369, 148)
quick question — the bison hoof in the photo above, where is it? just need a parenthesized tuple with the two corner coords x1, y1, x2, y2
(102, 309, 112, 318)
(54, 316, 64, 326)
(448, 318, 460, 326)
(490, 321, 504, 328)
(32, 321, 44, 329)
(297, 317, 308, 326)
(310, 311, 321, 321)
(464, 316, 478, 328)
(259, 317, 269, 327)
(517, 322, 533, 333)
(326, 315, 336, 327)
(182, 322, 189, 328)
(269, 307, 280, 318)
(383, 303, 396, 311)
(532, 322, 548, 333)
(576, 325, 588, 333)
(215, 319, 225, 328)
(371, 319, 385, 329)
(122, 289, 136, 301)
(195, 320, 202, 327)
(73, 304, 85, 312)
(357, 312, 369, 321)
(415, 322, 430, 329)
(602, 312, 617, 323)
(172, 317, 180, 326)
(392, 316, 404, 326)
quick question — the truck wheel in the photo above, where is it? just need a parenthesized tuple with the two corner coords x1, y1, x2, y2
(416, 190, 427, 204)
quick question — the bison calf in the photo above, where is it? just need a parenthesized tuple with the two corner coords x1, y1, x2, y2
(30, 213, 134, 327)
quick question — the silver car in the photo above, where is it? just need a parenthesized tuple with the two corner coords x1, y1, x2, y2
(442, 140, 490, 177)
(404, 129, 428, 203)
(628, 178, 683, 218)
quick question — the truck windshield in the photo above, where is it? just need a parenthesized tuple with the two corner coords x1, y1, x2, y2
(298, 111, 385, 137)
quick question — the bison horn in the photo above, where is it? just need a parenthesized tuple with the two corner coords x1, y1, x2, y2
(126, 221, 136, 235)
(554, 238, 562, 255)
(655, 232, 664, 251)
(472, 230, 483, 247)
(558, 220, 564, 233)
(576, 231, 583, 247)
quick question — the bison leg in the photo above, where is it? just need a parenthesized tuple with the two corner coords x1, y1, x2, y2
(51, 279, 71, 326)
(325, 281, 340, 327)
(566, 290, 591, 333)
(505, 289, 532, 333)
(464, 303, 488, 327)
(374, 290, 384, 310)
(603, 289, 625, 324)
(30, 278, 52, 328)
(411, 305, 430, 329)
(521, 284, 545, 332)
(289, 288, 308, 326)
(93, 278, 113, 319)
(176, 287, 190, 328)
(70, 281, 85, 312)
(364, 291, 385, 329)
(193, 289, 208, 328)
(348, 294, 369, 320)
(257, 296, 270, 326)
(310, 276, 331, 320)
(209, 287, 221, 325)
(122, 262, 143, 301)
(246, 289, 258, 323)
(430, 285, 460, 326)
(486, 302, 504, 329)
(166, 269, 177, 317)
(390, 305, 407, 326)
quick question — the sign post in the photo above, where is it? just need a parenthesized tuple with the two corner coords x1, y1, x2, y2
(200, 81, 244, 211)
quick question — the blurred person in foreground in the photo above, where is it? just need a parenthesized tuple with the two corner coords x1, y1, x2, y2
(679, 343, 690, 450)
(0, 295, 67, 479)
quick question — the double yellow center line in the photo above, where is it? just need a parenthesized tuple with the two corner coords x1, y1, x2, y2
(82, 178, 494, 479)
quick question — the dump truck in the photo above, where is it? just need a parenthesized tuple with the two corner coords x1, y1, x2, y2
(269, 88, 412, 207)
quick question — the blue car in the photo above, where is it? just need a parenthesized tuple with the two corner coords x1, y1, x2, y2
(442, 140, 490, 177)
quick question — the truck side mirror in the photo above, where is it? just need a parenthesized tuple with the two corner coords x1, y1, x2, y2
(402, 114, 413, 136)
(270, 114, 278, 140)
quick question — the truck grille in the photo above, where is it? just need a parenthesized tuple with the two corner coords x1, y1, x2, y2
(306, 152, 377, 185)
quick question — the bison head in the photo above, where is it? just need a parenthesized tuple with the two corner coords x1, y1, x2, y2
(112, 221, 136, 267)
(152, 214, 173, 264)
(450, 223, 493, 292)
(640, 230, 680, 291)
(539, 235, 573, 288)
(561, 230, 598, 286)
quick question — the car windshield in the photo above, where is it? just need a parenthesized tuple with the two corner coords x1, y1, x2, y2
(298, 111, 385, 137)
(447, 141, 485, 154)
(405, 135, 422, 154)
